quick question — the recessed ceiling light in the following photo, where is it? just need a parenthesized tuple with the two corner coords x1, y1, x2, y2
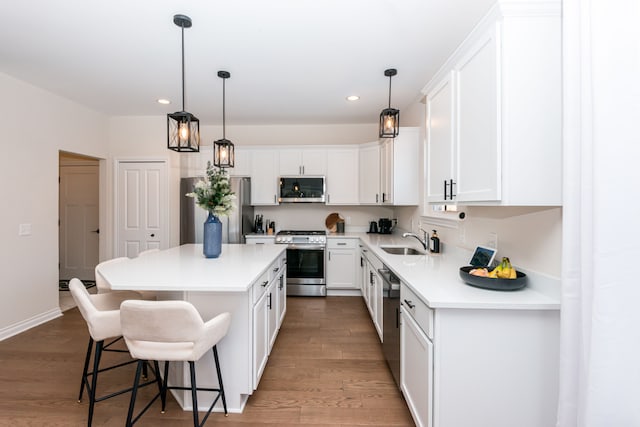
(157, 98, 171, 105)
(346, 95, 360, 101)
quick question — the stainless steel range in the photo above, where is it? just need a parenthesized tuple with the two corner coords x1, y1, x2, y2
(276, 230, 326, 296)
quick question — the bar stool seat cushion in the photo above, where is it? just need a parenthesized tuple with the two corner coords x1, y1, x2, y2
(120, 300, 231, 362)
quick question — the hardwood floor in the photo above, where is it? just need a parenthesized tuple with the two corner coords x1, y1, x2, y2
(0, 296, 414, 426)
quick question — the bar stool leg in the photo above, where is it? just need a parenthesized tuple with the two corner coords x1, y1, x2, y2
(160, 361, 169, 413)
(88, 340, 104, 427)
(189, 361, 199, 427)
(212, 346, 228, 415)
(126, 360, 144, 427)
(78, 337, 94, 402)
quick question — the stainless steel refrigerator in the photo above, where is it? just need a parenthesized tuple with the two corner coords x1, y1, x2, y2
(180, 176, 254, 244)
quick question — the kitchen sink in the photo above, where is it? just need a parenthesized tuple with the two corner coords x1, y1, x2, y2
(380, 246, 426, 256)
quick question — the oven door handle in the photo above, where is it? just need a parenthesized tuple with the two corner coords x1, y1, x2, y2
(286, 244, 326, 250)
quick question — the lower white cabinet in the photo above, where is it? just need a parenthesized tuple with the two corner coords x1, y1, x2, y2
(400, 285, 434, 427)
(245, 235, 275, 245)
(252, 285, 269, 388)
(252, 254, 286, 389)
(399, 283, 560, 427)
(361, 248, 383, 342)
(326, 238, 358, 289)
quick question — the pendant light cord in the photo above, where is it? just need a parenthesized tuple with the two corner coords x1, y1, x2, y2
(388, 74, 392, 109)
(222, 77, 226, 139)
(181, 24, 186, 111)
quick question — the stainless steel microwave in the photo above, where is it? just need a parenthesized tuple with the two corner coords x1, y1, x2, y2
(278, 176, 326, 203)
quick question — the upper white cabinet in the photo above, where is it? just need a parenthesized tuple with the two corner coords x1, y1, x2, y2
(326, 148, 359, 205)
(279, 148, 327, 176)
(381, 127, 420, 206)
(250, 149, 279, 205)
(359, 142, 381, 205)
(228, 149, 252, 177)
(423, 0, 561, 206)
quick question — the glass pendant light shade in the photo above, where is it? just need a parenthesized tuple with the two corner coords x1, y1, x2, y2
(214, 138, 235, 168)
(168, 111, 200, 152)
(167, 14, 200, 152)
(213, 71, 235, 169)
(379, 68, 400, 138)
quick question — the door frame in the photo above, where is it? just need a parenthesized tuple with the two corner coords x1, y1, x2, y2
(113, 158, 170, 258)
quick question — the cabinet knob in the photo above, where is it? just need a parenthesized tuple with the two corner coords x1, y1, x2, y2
(261, 280, 268, 287)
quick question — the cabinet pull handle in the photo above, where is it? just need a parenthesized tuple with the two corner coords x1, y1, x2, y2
(396, 307, 399, 329)
(328, 252, 331, 261)
(273, 267, 279, 273)
(274, 194, 277, 203)
(444, 180, 448, 200)
(382, 192, 386, 203)
(261, 280, 268, 287)
(376, 194, 379, 203)
(327, 194, 330, 203)
(403, 299, 415, 309)
(268, 293, 272, 309)
(337, 242, 346, 246)
(450, 179, 456, 199)
(279, 275, 284, 289)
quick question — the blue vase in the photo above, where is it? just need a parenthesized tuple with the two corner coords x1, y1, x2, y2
(203, 212, 222, 258)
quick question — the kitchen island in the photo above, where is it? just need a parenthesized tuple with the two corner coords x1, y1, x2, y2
(99, 244, 287, 414)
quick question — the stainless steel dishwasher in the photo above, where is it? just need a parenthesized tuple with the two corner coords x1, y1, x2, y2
(379, 267, 401, 388)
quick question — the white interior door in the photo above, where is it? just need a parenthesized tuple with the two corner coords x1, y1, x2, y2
(59, 164, 99, 281)
(116, 160, 168, 258)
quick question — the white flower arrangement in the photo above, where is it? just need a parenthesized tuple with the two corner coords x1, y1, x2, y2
(186, 162, 236, 217)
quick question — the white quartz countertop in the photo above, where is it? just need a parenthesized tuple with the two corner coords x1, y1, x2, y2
(339, 232, 560, 310)
(100, 244, 285, 292)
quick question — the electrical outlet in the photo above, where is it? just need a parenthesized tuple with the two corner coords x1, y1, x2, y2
(458, 223, 466, 244)
(19, 223, 32, 236)
(488, 232, 498, 249)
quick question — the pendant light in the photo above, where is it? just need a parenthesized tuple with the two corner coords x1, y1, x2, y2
(167, 14, 200, 152)
(379, 68, 400, 138)
(213, 70, 235, 169)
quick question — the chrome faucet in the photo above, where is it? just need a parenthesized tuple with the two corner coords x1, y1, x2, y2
(402, 228, 429, 251)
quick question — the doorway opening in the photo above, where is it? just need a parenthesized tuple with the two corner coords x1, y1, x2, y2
(58, 151, 100, 311)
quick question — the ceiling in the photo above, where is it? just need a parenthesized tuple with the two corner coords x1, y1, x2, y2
(0, 0, 495, 126)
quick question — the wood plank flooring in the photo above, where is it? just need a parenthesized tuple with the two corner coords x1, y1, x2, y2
(0, 296, 415, 426)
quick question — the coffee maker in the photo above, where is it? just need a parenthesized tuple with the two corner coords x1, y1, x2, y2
(378, 218, 393, 234)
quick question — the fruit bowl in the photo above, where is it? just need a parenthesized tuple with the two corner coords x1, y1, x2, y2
(459, 266, 527, 291)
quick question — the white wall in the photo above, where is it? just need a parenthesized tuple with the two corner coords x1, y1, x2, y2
(0, 72, 109, 338)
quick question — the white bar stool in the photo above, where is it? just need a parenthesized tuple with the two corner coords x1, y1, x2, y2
(120, 300, 231, 427)
(69, 279, 160, 426)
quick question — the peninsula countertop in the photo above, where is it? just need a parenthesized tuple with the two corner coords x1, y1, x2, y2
(99, 244, 285, 292)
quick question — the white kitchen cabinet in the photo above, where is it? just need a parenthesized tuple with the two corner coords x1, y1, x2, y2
(326, 148, 359, 205)
(228, 148, 252, 177)
(400, 284, 434, 427)
(245, 235, 275, 245)
(362, 249, 383, 342)
(358, 142, 381, 204)
(252, 255, 285, 389)
(276, 259, 287, 327)
(399, 281, 559, 427)
(252, 279, 270, 388)
(425, 74, 455, 202)
(326, 238, 358, 289)
(422, 0, 561, 206)
(250, 149, 279, 205)
(381, 128, 420, 205)
(279, 148, 326, 176)
(267, 279, 278, 351)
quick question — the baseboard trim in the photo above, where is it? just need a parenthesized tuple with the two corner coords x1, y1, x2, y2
(326, 289, 362, 297)
(0, 308, 63, 341)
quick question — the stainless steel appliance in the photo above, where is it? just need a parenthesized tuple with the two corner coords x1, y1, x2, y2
(278, 176, 326, 203)
(276, 230, 326, 296)
(180, 176, 254, 244)
(380, 266, 401, 387)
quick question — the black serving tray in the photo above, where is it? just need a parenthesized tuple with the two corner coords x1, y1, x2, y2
(459, 266, 527, 291)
